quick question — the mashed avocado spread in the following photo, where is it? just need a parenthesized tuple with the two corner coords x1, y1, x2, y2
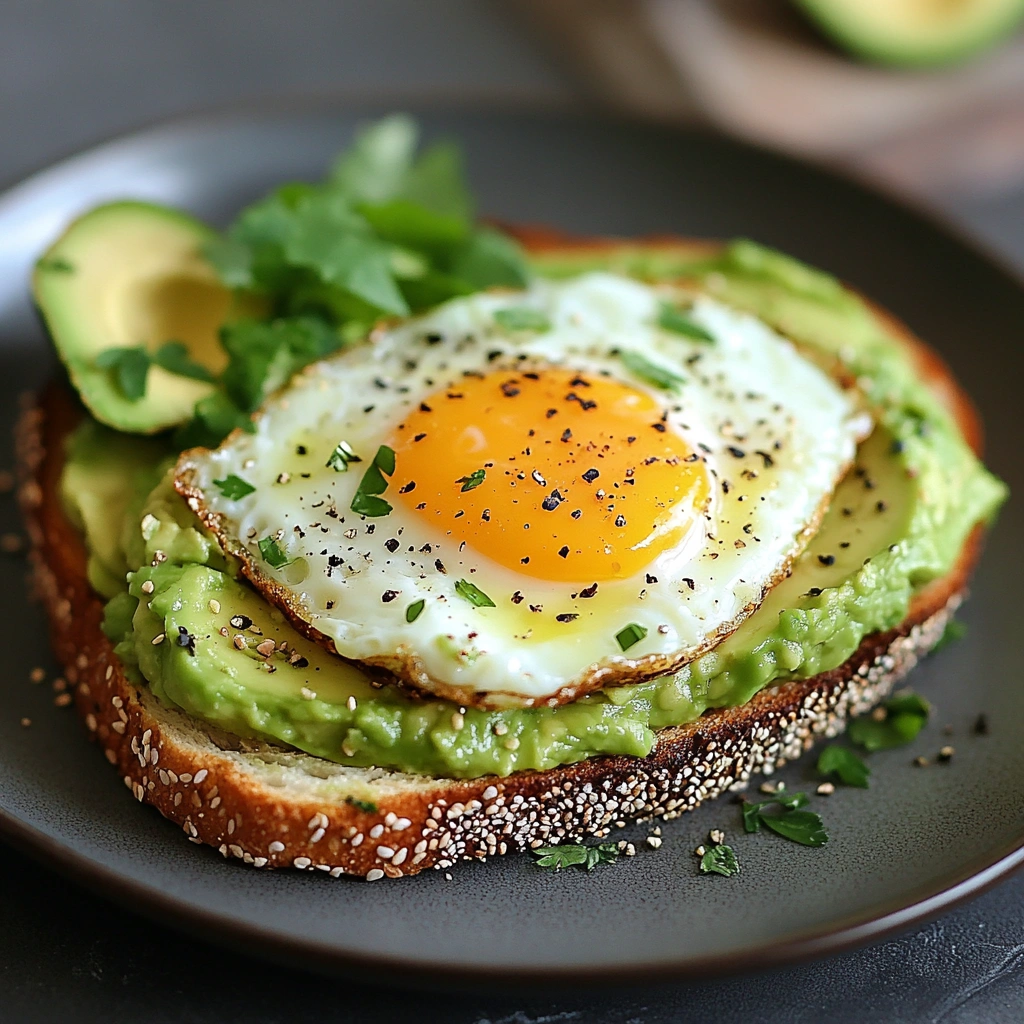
(65, 243, 1007, 778)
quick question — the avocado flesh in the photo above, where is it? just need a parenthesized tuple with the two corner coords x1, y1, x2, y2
(795, 0, 1024, 67)
(34, 202, 230, 434)
(63, 242, 1007, 778)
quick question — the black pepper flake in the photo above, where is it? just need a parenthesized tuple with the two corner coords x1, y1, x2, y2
(399, 481, 416, 494)
(531, 469, 547, 487)
(727, 446, 745, 458)
(579, 583, 598, 598)
(420, 543, 432, 553)
(511, 591, 524, 605)
(546, 408, 558, 418)
(290, 656, 309, 669)
(385, 539, 399, 553)
(414, 433, 427, 442)
(556, 613, 578, 623)
(818, 554, 836, 566)
(419, 402, 432, 413)
(614, 515, 626, 528)
(487, 349, 503, 362)
(570, 376, 590, 388)
(646, 574, 659, 584)
(229, 614, 253, 630)
(558, 545, 570, 559)
(560, 428, 572, 442)
(541, 493, 562, 512)
(755, 450, 774, 468)
(521, 557, 530, 565)
(363, 405, 375, 414)
(177, 626, 196, 656)
(529, 604, 543, 613)
(582, 468, 599, 483)
(523, 371, 539, 380)
(682, 577, 694, 591)
(841, 507, 853, 517)
(807, 587, 823, 597)
(651, 422, 666, 433)
(501, 380, 521, 398)
(425, 332, 443, 345)
(876, 500, 888, 513)
(974, 713, 990, 736)
(571, 509, 582, 520)
(890, 439, 905, 455)
(434, 559, 447, 574)
(295, 446, 307, 456)
(328, 555, 343, 567)
(381, 590, 399, 603)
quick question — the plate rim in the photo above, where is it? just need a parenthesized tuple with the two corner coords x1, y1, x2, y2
(2, 94, 1023, 987)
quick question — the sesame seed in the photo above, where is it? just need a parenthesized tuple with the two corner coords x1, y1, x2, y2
(647, 836, 662, 849)
(347, 695, 357, 711)
(938, 745, 955, 762)
(193, 769, 208, 784)
(151, 633, 165, 646)
(376, 846, 395, 859)
(504, 736, 520, 751)
(300, 687, 317, 701)
(141, 580, 155, 595)
(366, 868, 385, 881)
(208, 599, 221, 614)
(914, 755, 930, 767)
(451, 711, 464, 731)
(293, 857, 312, 869)
(816, 782, 835, 796)
(709, 829, 725, 844)
(694, 845, 706, 857)
(268, 840, 285, 853)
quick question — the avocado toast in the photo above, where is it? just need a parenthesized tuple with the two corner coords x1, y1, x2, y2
(20, 122, 1006, 880)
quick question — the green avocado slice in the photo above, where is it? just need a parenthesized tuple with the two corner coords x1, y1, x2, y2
(33, 202, 231, 434)
(794, 0, 1024, 67)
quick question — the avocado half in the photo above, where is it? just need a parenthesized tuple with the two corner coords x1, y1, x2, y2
(33, 202, 230, 434)
(794, 0, 1024, 67)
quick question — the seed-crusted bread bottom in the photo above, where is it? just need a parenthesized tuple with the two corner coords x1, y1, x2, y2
(17, 234, 987, 880)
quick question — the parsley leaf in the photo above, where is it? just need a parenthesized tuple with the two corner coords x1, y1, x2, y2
(330, 113, 419, 205)
(95, 347, 150, 401)
(351, 445, 395, 517)
(848, 690, 930, 751)
(449, 228, 529, 290)
(454, 579, 495, 608)
(700, 844, 740, 877)
(533, 842, 619, 872)
(213, 475, 256, 500)
(615, 622, 648, 652)
(174, 392, 254, 450)
(457, 468, 486, 492)
(494, 307, 551, 332)
(817, 745, 870, 788)
(933, 619, 968, 653)
(742, 791, 827, 846)
(326, 440, 361, 472)
(257, 535, 293, 569)
(406, 599, 425, 623)
(658, 302, 715, 342)
(619, 351, 685, 393)
(152, 341, 215, 383)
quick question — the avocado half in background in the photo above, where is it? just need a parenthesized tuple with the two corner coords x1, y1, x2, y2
(794, 0, 1024, 67)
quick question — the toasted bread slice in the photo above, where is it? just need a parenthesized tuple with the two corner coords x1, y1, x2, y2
(17, 236, 985, 880)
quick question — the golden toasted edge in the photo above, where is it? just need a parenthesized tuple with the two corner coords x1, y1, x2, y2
(18, 233, 988, 879)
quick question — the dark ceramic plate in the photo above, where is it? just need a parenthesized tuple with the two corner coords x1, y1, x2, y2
(0, 102, 1020, 986)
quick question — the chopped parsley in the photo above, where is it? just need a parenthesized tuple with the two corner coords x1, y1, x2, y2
(257, 535, 293, 569)
(326, 440, 361, 472)
(345, 796, 377, 813)
(742, 791, 828, 847)
(95, 347, 151, 401)
(700, 844, 740, 877)
(848, 690, 930, 751)
(457, 468, 486, 492)
(619, 350, 685, 393)
(406, 599, 425, 623)
(213, 474, 256, 500)
(494, 307, 551, 332)
(351, 445, 396, 517)
(615, 622, 648, 652)
(533, 842, 619, 871)
(657, 302, 715, 342)
(816, 745, 870, 788)
(454, 579, 495, 608)
(152, 340, 215, 383)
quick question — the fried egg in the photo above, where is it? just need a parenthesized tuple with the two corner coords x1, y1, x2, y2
(178, 273, 869, 708)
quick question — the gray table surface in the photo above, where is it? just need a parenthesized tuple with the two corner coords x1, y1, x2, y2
(2, 3, 1023, 1021)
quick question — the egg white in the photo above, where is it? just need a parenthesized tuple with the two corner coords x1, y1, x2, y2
(180, 273, 869, 706)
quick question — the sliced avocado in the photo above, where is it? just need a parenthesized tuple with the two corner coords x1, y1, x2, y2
(795, 0, 1024, 67)
(33, 202, 231, 434)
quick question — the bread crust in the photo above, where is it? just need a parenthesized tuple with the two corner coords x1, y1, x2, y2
(18, 235, 987, 879)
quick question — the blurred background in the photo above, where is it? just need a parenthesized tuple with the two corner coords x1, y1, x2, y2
(2, 0, 1024, 262)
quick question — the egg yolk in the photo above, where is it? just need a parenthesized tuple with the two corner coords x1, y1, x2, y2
(389, 367, 710, 583)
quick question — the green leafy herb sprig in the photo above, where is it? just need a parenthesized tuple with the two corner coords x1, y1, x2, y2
(848, 691, 930, 752)
(741, 790, 828, 847)
(533, 842, 619, 871)
(96, 341, 214, 402)
(816, 745, 871, 788)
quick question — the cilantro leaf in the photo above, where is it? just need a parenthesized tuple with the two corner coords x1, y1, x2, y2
(658, 302, 715, 342)
(175, 392, 254, 450)
(848, 691, 930, 751)
(330, 113, 419, 205)
(615, 622, 648, 652)
(326, 440, 361, 472)
(95, 347, 150, 401)
(933, 619, 968, 653)
(457, 468, 485, 492)
(398, 142, 473, 222)
(742, 800, 764, 833)
(700, 844, 740, 877)
(533, 842, 619, 872)
(153, 341, 215, 383)
(351, 445, 395, 517)
(494, 307, 551, 332)
(817, 745, 870, 788)
(257, 535, 293, 569)
(213, 475, 256, 500)
(202, 235, 253, 288)
(406, 599, 425, 624)
(454, 579, 495, 608)
(759, 809, 828, 847)
(449, 228, 529, 290)
(619, 351, 685, 393)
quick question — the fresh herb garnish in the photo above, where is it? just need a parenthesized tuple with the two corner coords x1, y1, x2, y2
(533, 842, 619, 871)
(95, 347, 151, 401)
(657, 302, 715, 342)
(615, 622, 648, 652)
(36, 256, 75, 273)
(816, 745, 871, 788)
(494, 307, 551, 332)
(457, 468, 486, 492)
(152, 340, 215, 383)
(351, 445, 396, 517)
(933, 619, 968, 653)
(213, 474, 256, 500)
(326, 440, 361, 472)
(742, 791, 828, 847)
(454, 579, 495, 608)
(619, 350, 685, 394)
(257, 535, 293, 569)
(406, 599, 425, 623)
(848, 690, 930, 751)
(700, 844, 740, 877)
(345, 796, 377, 813)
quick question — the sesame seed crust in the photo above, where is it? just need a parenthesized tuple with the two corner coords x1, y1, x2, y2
(17, 232, 991, 881)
